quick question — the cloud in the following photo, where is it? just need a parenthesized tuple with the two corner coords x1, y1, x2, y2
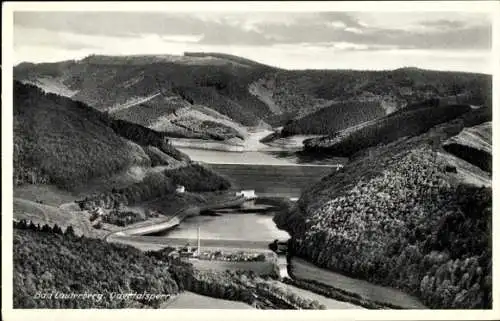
(345, 27, 363, 34)
(316, 12, 365, 28)
(161, 34, 204, 43)
(419, 19, 467, 29)
(364, 24, 492, 50)
(14, 26, 101, 51)
(14, 11, 491, 51)
(328, 21, 348, 29)
(14, 12, 209, 38)
(12, 11, 492, 73)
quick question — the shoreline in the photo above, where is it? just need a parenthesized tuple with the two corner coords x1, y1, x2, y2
(105, 194, 246, 240)
(205, 162, 342, 168)
(169, 128, 317, 153)
(102, 193, 426, 310)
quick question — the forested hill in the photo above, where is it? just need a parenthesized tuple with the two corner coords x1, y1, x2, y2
(14, 54, 491, 134)
(13, 81, 188, 190)
(274, 113, 492, 309)
(13, 80, 232, 236)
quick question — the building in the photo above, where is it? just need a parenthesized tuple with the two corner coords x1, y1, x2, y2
(236, 190, 257, 200)
(179, 244, 197, 259)
(179, 251, 195, 259)
(176, 185, 185, 193)
(178, 227, 201, 259)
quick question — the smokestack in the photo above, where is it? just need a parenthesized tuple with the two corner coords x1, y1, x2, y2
(197, 226, 201, 256)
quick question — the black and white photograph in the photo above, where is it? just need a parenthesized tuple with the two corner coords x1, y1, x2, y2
(2, 1, 498, 320)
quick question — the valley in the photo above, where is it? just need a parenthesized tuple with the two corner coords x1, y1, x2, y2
(11, 52, 492, 310)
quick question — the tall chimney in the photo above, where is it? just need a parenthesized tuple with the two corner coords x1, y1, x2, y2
(197, 226, 201, 256)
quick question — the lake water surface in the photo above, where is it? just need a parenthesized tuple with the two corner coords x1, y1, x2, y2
(166, 148, 337, 239)
(178, 147, 347, 166)
(161, 147, 426, 309)
(179, 148, 342, 199)
(167, 148, 338, 241)
(164, 210, 290, 241)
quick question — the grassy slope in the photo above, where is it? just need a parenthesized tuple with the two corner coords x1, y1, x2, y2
(275, 118, 492, 309)
(14, 184, 81, 207)
(183, 52, 274, 68)
(14, 198, 95, 237)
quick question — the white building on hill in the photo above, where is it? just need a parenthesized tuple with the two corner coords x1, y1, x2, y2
(236, 190, 257, 200)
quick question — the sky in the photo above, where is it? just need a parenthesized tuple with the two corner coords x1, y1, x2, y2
(13, 11, 493, 73)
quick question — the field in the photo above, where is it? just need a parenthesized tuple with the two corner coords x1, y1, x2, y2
(14, 185, 80, 207)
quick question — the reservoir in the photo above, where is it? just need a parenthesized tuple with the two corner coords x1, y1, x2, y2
(158, 146, 426, 309)
(178, 147, 343, 199)
(166, 148, 340, 240)
(163, 209, 290, 241)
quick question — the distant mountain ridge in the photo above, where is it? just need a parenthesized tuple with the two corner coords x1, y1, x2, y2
(14, 53, 491, 140)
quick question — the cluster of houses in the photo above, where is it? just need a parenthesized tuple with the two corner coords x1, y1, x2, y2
(171, 244, 199, 259)
(199, 250, 266, 262)
(169, 245, 266, 262)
